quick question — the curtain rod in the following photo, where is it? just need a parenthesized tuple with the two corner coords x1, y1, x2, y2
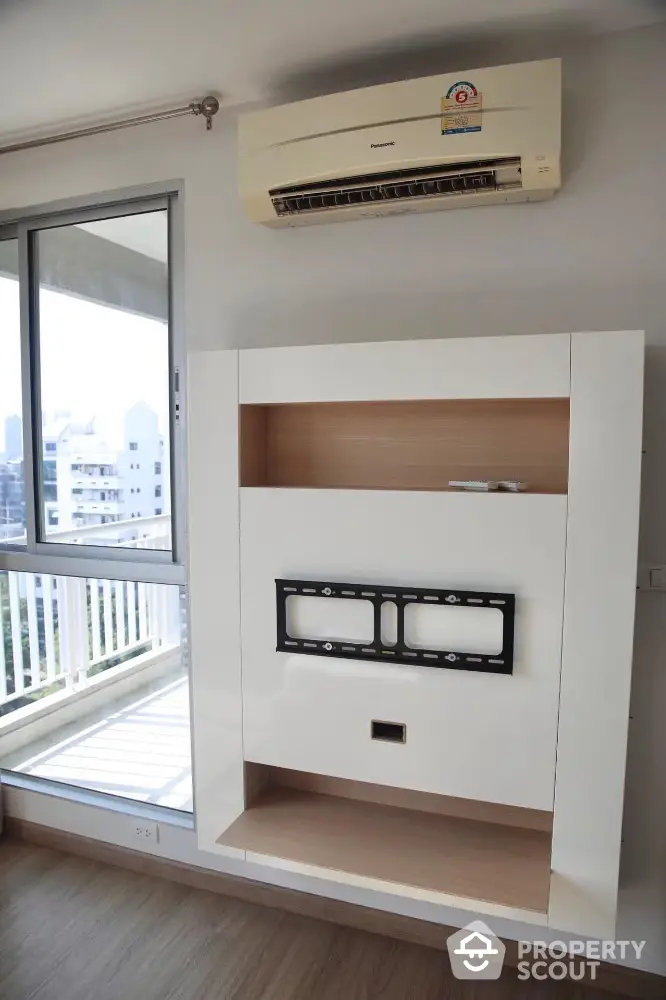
(0, 95, 220, 156)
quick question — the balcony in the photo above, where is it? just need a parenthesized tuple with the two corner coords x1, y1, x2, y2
(43, 512, 172, 550)
(72, 499, 123, 515)
(70, 460, 117, 473)
(71, 475, 122, 490)
(0, 515, 191, 811)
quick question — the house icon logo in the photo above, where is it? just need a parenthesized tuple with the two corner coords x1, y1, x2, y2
(446, 920, 506, 979)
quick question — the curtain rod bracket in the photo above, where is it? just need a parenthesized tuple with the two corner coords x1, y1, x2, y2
(193, 96, 220, 131)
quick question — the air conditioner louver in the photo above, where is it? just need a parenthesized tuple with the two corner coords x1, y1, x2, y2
(271, 158, 522, 218)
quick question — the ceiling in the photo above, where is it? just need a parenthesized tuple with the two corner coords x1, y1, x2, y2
(0, 0, 665, 139)
(78, 214, 168, 264)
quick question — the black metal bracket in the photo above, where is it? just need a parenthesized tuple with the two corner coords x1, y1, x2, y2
(276, 579, 514, 675)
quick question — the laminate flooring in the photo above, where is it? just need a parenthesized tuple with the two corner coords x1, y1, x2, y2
(0, 838, 634, 1000)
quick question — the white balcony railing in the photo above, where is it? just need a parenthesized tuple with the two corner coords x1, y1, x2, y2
(42, 512, 171, 549)
(0, 515, 179, 716)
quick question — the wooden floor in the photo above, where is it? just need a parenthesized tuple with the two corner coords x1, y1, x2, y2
(0, 839, 633, 1000)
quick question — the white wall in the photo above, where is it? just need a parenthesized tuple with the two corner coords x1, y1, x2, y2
(1, 22, 665, 973)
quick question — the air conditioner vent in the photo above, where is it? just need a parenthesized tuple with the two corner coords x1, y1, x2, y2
(271, 158, 522, 217)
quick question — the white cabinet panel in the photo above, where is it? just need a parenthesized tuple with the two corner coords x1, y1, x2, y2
(240, 489, 567, 811)
(550, 330, 644, 937)
(240, 334, 571, 403)
(187, 350, 245, 856)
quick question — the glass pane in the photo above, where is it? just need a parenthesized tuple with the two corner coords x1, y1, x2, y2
(0, 570, 192, 813)
(0, 238, 26, 545)
(36, 210, 171, 551)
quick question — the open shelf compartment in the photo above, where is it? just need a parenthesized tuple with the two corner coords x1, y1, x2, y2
(240, 397, 570, 493)
(218, 765, 553, 914)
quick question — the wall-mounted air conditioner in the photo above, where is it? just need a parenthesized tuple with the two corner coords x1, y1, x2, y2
(238, 58, 561, 227)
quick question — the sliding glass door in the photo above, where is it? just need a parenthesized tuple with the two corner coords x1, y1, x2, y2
(0, 191, 192, 814)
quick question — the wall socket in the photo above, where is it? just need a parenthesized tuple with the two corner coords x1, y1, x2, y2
(133, 821, 159, 844)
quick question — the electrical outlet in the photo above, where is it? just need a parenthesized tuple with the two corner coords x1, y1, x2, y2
(133, 821, 159, 844)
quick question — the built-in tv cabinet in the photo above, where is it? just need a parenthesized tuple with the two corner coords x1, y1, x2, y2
(188, 332, 644, 938)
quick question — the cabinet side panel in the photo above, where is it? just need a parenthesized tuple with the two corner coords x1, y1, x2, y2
(550, 330, 644, 937)
(188, 350, 245, 856)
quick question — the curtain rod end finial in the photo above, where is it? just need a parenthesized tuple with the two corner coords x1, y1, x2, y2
(197, 95, 220, 130)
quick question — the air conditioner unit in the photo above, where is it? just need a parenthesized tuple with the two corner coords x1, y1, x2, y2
(238, 59, 561, 227)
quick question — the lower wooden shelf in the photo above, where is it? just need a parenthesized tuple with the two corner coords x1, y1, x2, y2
(218, 784, 552, 913)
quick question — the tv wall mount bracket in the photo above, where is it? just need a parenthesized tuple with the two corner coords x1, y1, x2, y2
(275, 578, 515, 675)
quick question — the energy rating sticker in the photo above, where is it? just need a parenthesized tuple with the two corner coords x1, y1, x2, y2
(441, 81, 482, 135)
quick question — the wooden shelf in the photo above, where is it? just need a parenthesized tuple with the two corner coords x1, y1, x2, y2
(218, 772, 552, 913)
(240, 398, 569, 493)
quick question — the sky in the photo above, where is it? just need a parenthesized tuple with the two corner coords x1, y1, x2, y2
(0, 275, 169, 453)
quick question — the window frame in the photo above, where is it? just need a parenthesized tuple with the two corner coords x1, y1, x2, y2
(0, 183, 186, 586)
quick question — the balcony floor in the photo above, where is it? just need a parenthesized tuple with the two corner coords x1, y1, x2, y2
(3, 676, 193, 812)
